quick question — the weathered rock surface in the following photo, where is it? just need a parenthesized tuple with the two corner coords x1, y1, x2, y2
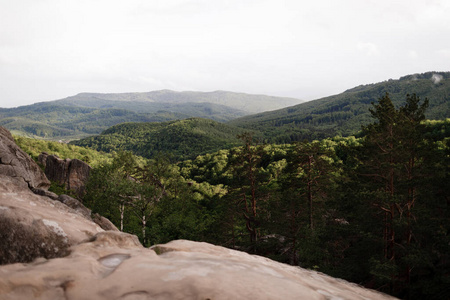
(39, 152, 91, 197)
(0, 232, 396, 300)
(57, 194, 119, 231)
(0, 126, 50, 189)
(92, 212, 119, 231)
(0, 127, 116, 264)
(0, 174, 104, 264)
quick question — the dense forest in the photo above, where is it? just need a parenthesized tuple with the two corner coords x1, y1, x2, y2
(71, 118, 247, 161)
(17, 93, 449, 299)
(0, 102, 236, 140)
(230, 72, 450, 143)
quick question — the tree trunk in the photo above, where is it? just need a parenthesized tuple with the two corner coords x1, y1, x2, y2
(142, 214, 147, 246)
(120, 203, 125, 232)
(308, 155, 314, 231)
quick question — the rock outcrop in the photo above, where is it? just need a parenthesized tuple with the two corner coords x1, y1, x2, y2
(0, 127, 50, 189)
(0, 174, 104, 264)
(39, 152, 91, 197)
(0, 127, 110, 264)
(0, 232, 396, 300)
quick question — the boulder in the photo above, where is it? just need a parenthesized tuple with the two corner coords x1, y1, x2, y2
(92, 212, 120, 232)
(0, 127, 116, 264)
(0, 174, 104, 265)
(58, 194, 92, 220)
(39, 152, 91, 197)
(0, 126, 50, 189)
(37, 151, 48, 168)
(66, 158, 91, 194)
(0, 232, 396, 300)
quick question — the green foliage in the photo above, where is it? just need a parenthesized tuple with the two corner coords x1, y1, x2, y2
(77, 111, 448, 298)
(83, 151, 218, 246)
(14, 135, 112, 166)
(71, 118, 247, 161)
(229, 71, 450, 143)
(171, 96, 448, 299)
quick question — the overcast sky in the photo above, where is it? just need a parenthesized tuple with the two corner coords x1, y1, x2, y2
(1, 0, 449, 108)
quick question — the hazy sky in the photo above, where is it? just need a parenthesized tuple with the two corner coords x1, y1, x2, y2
(1, 0, 449, 108)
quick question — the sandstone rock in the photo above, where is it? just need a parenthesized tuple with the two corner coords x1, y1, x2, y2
(0, 126, 50, 189)
(57, 195, 119, 232)
(37, 151, 48, 168)
(0, 174, 104, 264)
(40, 152, 91, 197)
(66, 158, 91, 195)
(58, 194, 92, 220)
(39, 152, 67, 184)
(31, 187, 59, 200)
(92, 212, 120, 232)
(0, 233, 397, 300)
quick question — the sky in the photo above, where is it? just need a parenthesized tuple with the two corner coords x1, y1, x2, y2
(1, 0, 450, 108)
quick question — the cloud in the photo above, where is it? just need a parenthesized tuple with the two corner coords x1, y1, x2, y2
(431, 73, 443, 84)
(437, 49, 450, 58)
(1, 0, 450, 108)
(407, 50, 419, 59)
(357, 42, 380, 57)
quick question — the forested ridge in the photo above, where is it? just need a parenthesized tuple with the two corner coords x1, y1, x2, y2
(0, 102, 239, 140)
(17, 92, 450, 299)
(229, 71, 450, 143)
(0, 90, 300, 139)
(2, 72, 449, 144)
(71, 118, 247, 161)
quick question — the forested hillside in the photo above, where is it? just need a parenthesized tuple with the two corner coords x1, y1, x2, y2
(71, 118, 246, 161)
(0, 102, 243, 140)
(14, 135, 113, 166)
(0, 90, 302, 139)
(229, 72, 450, 142)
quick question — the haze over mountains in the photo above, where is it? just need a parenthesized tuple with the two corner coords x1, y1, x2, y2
(0, 71, 449, 143)
(0, 91, 302, 140)
(56, 90, 302, 114)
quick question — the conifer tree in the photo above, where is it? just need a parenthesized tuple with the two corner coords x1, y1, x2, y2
(358, 93, 430, 296)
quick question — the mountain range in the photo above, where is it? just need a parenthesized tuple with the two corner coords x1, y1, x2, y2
(0, 72, 449, 144)
(0, 90, 302, 140)
(56, 90, 302, 114)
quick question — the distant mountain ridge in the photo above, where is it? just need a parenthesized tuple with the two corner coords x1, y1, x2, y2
(57, 90, 303, 114)
(1, 72, 449, 142)
(0, 90, 302, 139)
(229, 71, 450, 142)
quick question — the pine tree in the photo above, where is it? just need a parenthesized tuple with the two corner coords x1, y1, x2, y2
(281, 140, 339, 265)
(357, 93, 430, 296)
